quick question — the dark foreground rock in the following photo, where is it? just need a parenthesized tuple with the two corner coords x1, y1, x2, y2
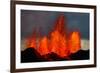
(21, 48, 89, 63)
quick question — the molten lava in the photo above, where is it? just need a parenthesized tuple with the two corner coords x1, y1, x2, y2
(69, 31, 81, 53)
(26, 15, 81, 59)
(38, 36, 49, 55)
(26, 36, 36, 49)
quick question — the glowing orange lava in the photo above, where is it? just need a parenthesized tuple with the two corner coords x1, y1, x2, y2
(38, 36, 49, 55)
(26, 15, 81, 59)
(69, 31, 81, 53)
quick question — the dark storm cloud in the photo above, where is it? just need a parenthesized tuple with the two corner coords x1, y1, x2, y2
(21, 10, 89, 39)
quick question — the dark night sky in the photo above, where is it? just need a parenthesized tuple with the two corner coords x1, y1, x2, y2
(21, 10, 89, 40)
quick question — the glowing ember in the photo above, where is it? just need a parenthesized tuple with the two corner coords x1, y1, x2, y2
(26, 14, 81, 59)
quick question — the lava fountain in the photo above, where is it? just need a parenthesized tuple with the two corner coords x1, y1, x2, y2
(26, 14, 81, 60)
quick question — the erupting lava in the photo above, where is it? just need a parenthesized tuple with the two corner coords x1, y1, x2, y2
(26, 15, 81, 59)
(69, 31, 81, 54)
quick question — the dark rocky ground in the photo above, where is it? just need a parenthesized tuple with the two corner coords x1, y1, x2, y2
(21, 48, 89, 63)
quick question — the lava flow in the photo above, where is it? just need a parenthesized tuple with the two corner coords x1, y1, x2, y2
(26, 15, 81, 60)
